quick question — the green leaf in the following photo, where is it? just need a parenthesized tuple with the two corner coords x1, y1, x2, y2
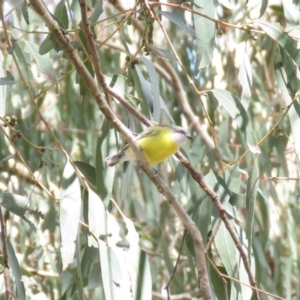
(132, 65, 174, 122)
(0, 51, 6, 116)
(0, 71, 15, 86)
(88, 188, 106, 247)
(188, 190, 213, 244)
(255, 19, 300, 62)
(274, 50, 300, 170)
(235, 226, 255, 300)
(54, 0, 69, 29)
(21, 0, 30, 25)
(245, 158, 259, 259)
(139, 57, 160, 121)
(107, 74, 141, 106)
(207, 170, 243, 222)
(223, 164, 241, 194)
(89, 1, 103, 24)
(282, 0, 300, 30)
(132, 65, 154, 119)
(157, 11, 197, 38)
(210, 89, 260, 154)
(193, 0, 216, 69)
(80, 244, 98, 278)
(121, 214, 152, 300)
(0, 193, 40, 231)
(150, 46, 176, 62)
(98, 240, 122, 300)
(24, 41, 57, 82)
(8, 30, 36, 95)
(59, 282, 77, 300)
(39, 33, 62, 54)
(74, 161, 96, 186)
(215, 221, 241, 298)
(96, 119, 116, 204)
(60, 160, 82, 270)
(238, 50, 252, 110)
(259, 0, 269, 18)
(7, 241, 26, 300)
(39, 34, 55, 55)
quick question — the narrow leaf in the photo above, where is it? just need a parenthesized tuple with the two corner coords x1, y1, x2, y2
(215, 222, 241, 298)
(88, 188, 106, 247)
(274, 50, 300, 168)
(24, 41, 57, 81)
(139, 57, 160, 121)
(214, 221, 238, 277)
(210, 89, 260, 154)
(238, 50, 252, 110)
(7, 241, 26, 300)
(245, 158, 259, 259)
(0, 71, 14, 86)
(193, 0, 216, 69)
(0, 193, 38, 231)
(21, 0, 30, 25)
(121, 214, 152, 300)
(74, 161, 96, 186)
(96, 119, 116, 204)
(39, 34, 55, 55)
(60, 160, 81, 270)
(98, 241, 122, 300)
(132, 65, 154, 119)
(54, 0, 69, 29)
(256, 19, 300, 62)
(0, 51, 6, 115)
(89, 1, 103, 24)
(259, 0, 269, 18)
(8, 30, 36, 95)
(150, 46, 177, 62)
(158, 11, 197, 37)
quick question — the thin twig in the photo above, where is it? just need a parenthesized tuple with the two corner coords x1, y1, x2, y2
(165, 230, 188, 299)
(78, 0, 109, 101)
(0, 206, 12, 300)
(175, 150, 260, 300)
(205, 218, 222, 253)
(206, 256, 286, 300)
(148, 2, 264, 34)
(206, 256, 229, 300)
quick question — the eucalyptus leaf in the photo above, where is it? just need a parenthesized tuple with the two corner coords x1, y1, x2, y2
(21, 0, 30, 24)
(0, 192, 41, 231)
(139, 57, 160, 121)
(210, 89, 260, 154)
(158, 11, 197, 38)
(0, 71, 14, 86)
(60, 160, 82, 270)
(193, 0, 216, 69)
(256, 19, 300, 62)
(54, 0, 69, 29)
(238, 50, 252, 110)
(245, 158, 259, 259)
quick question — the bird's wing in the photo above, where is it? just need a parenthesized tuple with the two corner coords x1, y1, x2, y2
(136, 127, 157, 141)
(118, 127, 158, 152)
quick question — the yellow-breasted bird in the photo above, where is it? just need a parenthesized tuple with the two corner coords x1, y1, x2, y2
(105, 125, 192, 167)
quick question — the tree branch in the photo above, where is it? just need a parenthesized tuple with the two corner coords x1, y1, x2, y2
(28, 1, 213, 299)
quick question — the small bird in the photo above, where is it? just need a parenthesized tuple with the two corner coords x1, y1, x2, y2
(105, 125, 192, 167)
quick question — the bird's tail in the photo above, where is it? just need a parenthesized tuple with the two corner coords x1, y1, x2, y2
(105, 153, 123, 167)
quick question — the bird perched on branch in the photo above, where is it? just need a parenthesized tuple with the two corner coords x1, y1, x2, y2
(105, 125, 192, 167)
